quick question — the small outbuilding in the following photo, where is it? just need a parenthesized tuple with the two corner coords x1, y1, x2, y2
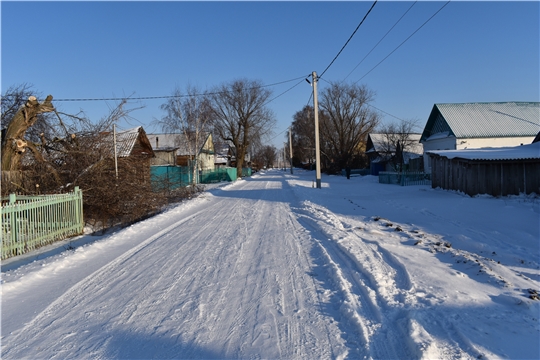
(428, 142, 540, 196)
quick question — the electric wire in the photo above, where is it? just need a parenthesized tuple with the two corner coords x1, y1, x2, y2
(264, 78, 308, 107)
(46, 75, 310, 102)
(343, 1, 417, 81)
(365, 103, 407, 122)
(354, 0, 451, 84)
(9, 2, 448, 143)
(319, 0, 378, 80)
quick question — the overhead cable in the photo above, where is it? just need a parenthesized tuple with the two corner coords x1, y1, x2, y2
(46, 75, 311, 102)
(354, 1, 451, 84)
(265, 78, 308, 107)
(319, 0, 378, 79)
(343, 1, 417, 81)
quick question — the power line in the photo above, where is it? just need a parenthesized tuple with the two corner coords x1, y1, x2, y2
(365, 103, 407, 122)
(319, 0, 378, 79)
(314, 77, 408, 122)
(265, 77, 310, 107)
(45, 75, 310, 102)
(354, 0, 451, 84)
(343, 1, 417, 81)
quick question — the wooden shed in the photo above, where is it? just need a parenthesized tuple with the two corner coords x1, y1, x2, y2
(428, 142, 540, 196)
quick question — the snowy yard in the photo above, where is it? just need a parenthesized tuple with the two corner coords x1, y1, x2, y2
(2, 169, 539, 359)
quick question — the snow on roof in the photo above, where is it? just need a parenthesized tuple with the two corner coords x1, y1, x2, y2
(425, 131, 451, 142)
(367, 133, 423, 155)
(115, 127, 143, 157)
(147, 133, 211, 156)
(427, 141, 540, 161)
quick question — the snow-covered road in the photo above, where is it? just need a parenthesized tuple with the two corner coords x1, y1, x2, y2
(2, 170, 539, 359)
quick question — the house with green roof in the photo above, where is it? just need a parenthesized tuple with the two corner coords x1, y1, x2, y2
(420, 102, 540, 172)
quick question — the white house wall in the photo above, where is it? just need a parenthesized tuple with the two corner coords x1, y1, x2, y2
(457, 136, 534, 150)
(422, 137, 457, 172)
(198, 153, 215, 171)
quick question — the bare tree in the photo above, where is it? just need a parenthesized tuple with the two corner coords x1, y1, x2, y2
(252, 145, 277, 169)
(154, 86, 213, 184)
(319, 82, 380, 172)
(1, 94, 55, 172)
(0, 86, 170, 232)
(290, 105, 316, 168)
(208, 79, 276, 178)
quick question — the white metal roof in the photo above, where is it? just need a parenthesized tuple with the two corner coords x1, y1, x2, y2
(431, 102, 540, 139)
(115, 127, 143, 157)
(146, 133, 211, 156)
(367, 133, 423, 155)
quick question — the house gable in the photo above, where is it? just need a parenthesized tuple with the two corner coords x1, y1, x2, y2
(114, 126, 154, 158)
(420, 102, 540, 143)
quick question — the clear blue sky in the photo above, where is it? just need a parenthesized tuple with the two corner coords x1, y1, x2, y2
(2, 1, 539, 147)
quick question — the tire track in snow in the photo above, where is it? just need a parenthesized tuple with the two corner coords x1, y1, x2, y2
(215, 177, 340, 359)
(2, 189, 263, 359)
(1, 207, 212, 359)
(292, 200, 415, 359)
(3, 174, 351, 359)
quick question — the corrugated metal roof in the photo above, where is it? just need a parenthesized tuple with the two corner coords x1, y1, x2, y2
(115, 127, 141, 157)
(367, 133, 423, 154)
(146, 133, 211, 156)
(435, 102, 539, 138)
(427, 141, 540, 161)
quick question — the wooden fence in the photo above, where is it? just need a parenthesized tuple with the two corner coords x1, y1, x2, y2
(1, 187, 84, 259)
(430, 157, 540, 196)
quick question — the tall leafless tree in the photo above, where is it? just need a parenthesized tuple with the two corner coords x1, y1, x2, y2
(154, 85, 213, 184)
(1, 92, 55, 172)
(208, 79, 276, 178)
(319, 82, 380, 171)
(252, 145, 277, 169)
(290, 105, 316, 167)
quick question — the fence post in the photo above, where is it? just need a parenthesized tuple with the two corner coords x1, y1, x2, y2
(8, 194, 19, 254)
(74, 186, 83, 233)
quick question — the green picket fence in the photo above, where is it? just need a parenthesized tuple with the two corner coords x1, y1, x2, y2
(1, 187, 84, 260)
(378, 171, 431, 186)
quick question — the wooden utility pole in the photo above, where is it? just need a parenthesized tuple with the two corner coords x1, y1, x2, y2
(312, 72, 321, 188)
(289, 129, 294, 174)
(113, 124, 119, 179)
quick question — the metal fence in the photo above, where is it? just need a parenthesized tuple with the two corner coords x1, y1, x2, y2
(1, 187, 84, 259)
(151, 166, 252, 191)
(378, 171, 431, 186)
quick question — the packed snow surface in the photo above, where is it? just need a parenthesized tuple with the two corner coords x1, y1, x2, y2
(2, 169, 539, 359)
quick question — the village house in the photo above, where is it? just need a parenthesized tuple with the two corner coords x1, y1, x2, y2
(419, 102, 539, 172)
(213, 142, 232, 168)
(112, 126, 155, 183)
(365, 133, 423, 175)
(146, 133, 215, 171)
